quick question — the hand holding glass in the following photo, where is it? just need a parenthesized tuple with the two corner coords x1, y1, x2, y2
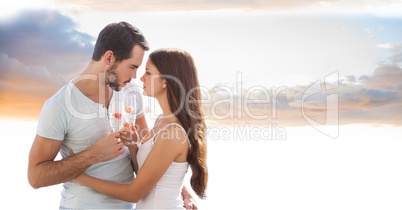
(123, 93, 138, 146)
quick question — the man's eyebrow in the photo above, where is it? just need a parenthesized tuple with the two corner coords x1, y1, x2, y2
(130, 64, 139, 69)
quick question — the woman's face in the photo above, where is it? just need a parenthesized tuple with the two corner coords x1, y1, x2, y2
(140, 58, 166, 98)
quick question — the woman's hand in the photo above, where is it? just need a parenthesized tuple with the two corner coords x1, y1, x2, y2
(120, 122, 139, 146)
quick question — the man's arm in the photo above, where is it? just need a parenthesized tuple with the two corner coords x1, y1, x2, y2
(28, 132, 124, 189)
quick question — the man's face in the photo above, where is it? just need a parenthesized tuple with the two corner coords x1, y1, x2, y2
(106, 44, 145, 91)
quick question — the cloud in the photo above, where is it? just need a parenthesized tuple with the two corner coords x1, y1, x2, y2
(0, 9, 94, 76)
(377, 43, 402, 64)
(362, 64, 402, 90)
(289, 63, 402, 125)
(53, 0, 316, 11)
(0, 53, 65, 92)
(0, 8, 401, 126)
(376, 43, 402, 49)
(52, 0, 402, 12)
(0, 9, 94, 119)
(206, 48, 402, 126)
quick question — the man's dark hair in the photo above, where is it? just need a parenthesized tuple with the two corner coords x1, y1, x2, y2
(92, 21, 149, 62)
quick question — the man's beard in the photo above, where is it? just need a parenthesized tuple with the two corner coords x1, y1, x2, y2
(106, 63, 121, 91)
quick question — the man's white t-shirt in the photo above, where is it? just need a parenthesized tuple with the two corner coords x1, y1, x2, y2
(36, 80, 143, 209)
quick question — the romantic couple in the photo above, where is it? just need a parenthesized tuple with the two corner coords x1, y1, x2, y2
(27, 21, 208, 209)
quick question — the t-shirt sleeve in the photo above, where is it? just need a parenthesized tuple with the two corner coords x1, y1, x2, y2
(36, 98, 67, 141)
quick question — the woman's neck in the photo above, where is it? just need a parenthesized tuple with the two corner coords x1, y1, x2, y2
(158, 105, 180, 124)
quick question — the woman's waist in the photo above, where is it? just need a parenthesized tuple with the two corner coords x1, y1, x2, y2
(147, 187, 182, 197)
(141, 188, 183, 206)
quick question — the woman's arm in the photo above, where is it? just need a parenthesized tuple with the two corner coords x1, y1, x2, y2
(131, 114, 148, 173)
(121, 122, 140, 173)
(75, 124, 189, 203)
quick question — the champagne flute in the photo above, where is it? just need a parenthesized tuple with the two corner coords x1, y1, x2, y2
(109, 95, 123, 134)
(123, 93, 137, 146)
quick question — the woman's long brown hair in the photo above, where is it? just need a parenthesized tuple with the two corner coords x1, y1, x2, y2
(149, 48, 208, 198)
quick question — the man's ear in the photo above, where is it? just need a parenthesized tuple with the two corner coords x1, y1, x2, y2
(104, 50, 114, 65)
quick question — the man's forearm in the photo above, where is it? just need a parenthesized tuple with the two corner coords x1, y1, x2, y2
(29, 147, 101, 188)
(29, 130, 124, 188)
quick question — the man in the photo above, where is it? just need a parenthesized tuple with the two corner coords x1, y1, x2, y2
(28, 22, 149, 209)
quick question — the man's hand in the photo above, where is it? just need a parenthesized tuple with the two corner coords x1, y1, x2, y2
(182, 186, 198, 210)
(87, 131, 125, 162)
(183, 196, 198, 210)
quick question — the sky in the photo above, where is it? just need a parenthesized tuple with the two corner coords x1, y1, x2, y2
(0, 0, 402, 126)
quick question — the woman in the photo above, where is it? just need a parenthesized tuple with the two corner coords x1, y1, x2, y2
(75, 48, 208, 209)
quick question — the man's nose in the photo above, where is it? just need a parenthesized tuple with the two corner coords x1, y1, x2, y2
(130, 70, 137, 79)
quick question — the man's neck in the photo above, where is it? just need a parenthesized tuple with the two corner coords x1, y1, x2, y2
(72, 66, 112, 108)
